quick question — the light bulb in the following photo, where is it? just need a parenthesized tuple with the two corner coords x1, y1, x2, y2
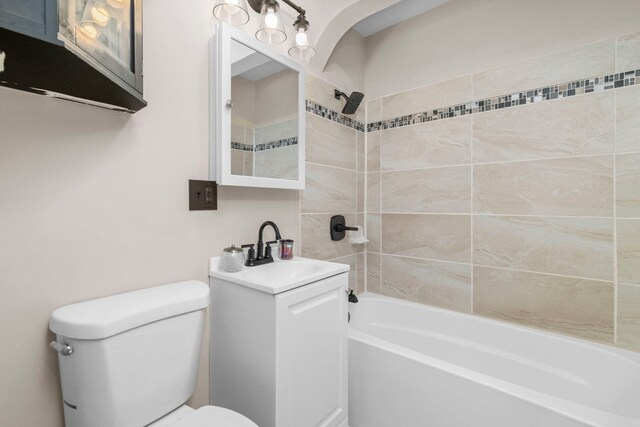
(295, 29, 308, 47)
(91, 5, 110, 26)
(80, 22, 99, 39)
(264, 8, 278, 29)
(106, 0, 126, 9)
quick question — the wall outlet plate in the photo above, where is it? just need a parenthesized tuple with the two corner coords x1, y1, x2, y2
(189, 180, 217, 211)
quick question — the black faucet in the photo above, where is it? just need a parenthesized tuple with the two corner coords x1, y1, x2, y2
(243, 221, 282, 267)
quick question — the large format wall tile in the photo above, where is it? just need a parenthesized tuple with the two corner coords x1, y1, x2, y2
(301, 213, 355, 260)
(617, 153, 640, 218)
(618, 219, 640, 285)
(473, 92, 614, 163)
(367, 99, 381, 124)
(367, 252, 381, 294)
(367, 172, 381, 213)
(306, 74, 344, 113)
(367, 131, 381, 172)
(356, 252, 365, 294)
(380, 116, 472, 170)
(367, 213, 381, 253)
(381, 255, 471, 313)
(474, 267, 614, 343)
(302, 163, 356, 213)
(381, 166, 471, 213)
(382, 214, 471, 263)
(474, 216, 614, 281)
(616, 85, 640, 153)
(616, 30, 640, 72)
(357, 131, 365, 172)
(380, 76, 472, 121)
(617, 283, 640, 352)
(474, 155, 613, 216)
(306, 113, 357, 170)
(473, 39, 615, 99)
(357, 172, 365, 213)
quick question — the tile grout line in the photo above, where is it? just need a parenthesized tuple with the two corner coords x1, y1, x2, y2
(470, 76, 475, 315)
(613, 63, 619, 344)
(377, 252, 616, 283)
(359, 212, 615, 220)
(379, 105, 383, 295)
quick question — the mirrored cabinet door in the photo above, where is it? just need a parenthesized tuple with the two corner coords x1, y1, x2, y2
(211, 24, 305, 190)
(230, 39, 300, 181)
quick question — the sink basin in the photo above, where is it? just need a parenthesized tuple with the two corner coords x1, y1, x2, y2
(242, 261, 322, 283)
(209, 257, 350, 294)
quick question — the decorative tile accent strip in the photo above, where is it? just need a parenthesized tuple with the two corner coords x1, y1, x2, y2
(367, 69, 640, 132)
(255, 137, 298, 152)
(306, 100, 365, 132)
(231, 142, 254, 151)
(231, 137, 299, 152)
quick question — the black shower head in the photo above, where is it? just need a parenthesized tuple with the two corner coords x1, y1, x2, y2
(334, 89, 364, 115)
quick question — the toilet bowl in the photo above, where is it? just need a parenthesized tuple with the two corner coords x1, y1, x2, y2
(49, 281, 256, 427)
(148, 405, 257, 427)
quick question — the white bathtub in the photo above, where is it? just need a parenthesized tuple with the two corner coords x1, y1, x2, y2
(348, 294, 640, 427)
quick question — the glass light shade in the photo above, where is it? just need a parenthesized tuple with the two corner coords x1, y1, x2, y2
(213, 0, 250, 26)
(288, 27, 316, 63)
(256, 1, 287, 45)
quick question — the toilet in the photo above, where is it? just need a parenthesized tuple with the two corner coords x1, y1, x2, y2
(49, 281, 257, 427)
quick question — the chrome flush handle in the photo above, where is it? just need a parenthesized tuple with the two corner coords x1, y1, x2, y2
(225, 99, 234, 110)
(49, 341, 73, 356)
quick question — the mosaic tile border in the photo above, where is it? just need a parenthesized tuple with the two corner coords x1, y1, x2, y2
(255, 137, 298, 152)
(367, 69, 640, 132)
(231, 142, 254, 151)
(306, 100, 365, 132)
(231, 137, 298, 153)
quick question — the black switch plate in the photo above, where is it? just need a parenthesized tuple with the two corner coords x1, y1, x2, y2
(189, 180, 217, 211)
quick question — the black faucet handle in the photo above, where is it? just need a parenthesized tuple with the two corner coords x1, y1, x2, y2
(264, 240, 278, 259)
(241, 244, 256, 266)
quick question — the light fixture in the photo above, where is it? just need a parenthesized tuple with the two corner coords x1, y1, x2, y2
(288, 13, 315, 63)
(255, 0, 287, 45)
(212, 0, 250, 26)
(217, 0, 316, 62)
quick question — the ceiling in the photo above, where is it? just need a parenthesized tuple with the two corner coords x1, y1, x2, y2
(353, 0, 450, 37)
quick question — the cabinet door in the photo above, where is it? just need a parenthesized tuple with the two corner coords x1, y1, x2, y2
(275, 274, 348, 427)
(58, 0, 143, 93)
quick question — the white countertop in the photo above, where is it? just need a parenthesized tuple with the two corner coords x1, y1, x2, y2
(209, 256, 350, 294)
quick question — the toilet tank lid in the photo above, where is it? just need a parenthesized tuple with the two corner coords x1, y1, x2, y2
(49, 281, 210, 340)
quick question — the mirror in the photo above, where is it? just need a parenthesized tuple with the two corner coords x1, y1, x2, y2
(211, 24, 305, 190)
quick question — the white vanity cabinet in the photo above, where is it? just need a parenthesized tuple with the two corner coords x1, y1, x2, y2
(209, 257, 350, 427)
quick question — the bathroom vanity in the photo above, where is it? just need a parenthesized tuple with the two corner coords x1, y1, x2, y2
(209, 257, 350, 427)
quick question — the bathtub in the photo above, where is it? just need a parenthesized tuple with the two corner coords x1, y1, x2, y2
(348, 294, 640, 427)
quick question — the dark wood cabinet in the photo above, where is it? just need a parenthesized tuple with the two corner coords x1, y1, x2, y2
(0, 0, 146, 112)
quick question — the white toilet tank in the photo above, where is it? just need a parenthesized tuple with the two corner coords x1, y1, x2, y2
(49, 281, 210, 427)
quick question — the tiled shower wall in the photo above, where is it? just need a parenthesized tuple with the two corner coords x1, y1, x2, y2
(299, 75, 366, 294)
(366, 30, 640, 351)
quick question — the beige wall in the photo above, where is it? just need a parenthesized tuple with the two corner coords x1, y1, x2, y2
(0, 1, 301, 425)
(365, 0, 640, 99)
(365, 29, 640, 351)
